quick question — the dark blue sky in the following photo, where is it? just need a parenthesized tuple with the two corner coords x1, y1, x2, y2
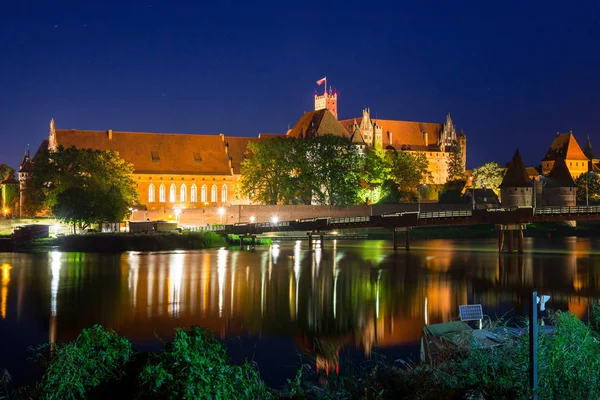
(2, 0, 599, 171)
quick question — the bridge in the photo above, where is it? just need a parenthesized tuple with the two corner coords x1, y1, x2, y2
(194, 206, 600, 253)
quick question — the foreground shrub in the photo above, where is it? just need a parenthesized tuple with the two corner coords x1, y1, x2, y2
(34, 325, 133, 400)
(538, 311, 600, 399)
(138, 327, 271, 399)
(57, 232, 226, 252)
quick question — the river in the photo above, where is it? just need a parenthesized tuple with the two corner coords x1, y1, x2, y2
(1, 237, 600, 387)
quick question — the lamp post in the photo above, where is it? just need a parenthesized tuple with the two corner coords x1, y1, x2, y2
(3, 208, 8, 219)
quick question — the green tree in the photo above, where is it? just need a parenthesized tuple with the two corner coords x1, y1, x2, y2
(0, 164, 14, 181)
(239, 138, 298, 204)
(472, 161, 504, 191)
(387, 151, 430, 201)
(24, 146, 138, 231)
(574, 172, 600, 205)
(301, 135, 364, 205)
(359, 145, 391, 204)
(447, 140, 466, 182)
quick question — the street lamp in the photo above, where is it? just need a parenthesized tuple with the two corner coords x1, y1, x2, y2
(3, 208, 8, 219)
(271, 216, 279, 224)
(218, 207, 225, 224)
(174, 208, 181, 222)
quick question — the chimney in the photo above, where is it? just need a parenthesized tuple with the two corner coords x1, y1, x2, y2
(388, 131, 393, 144)
(424, 131, 429, 147)
(108, 129, 113, 140)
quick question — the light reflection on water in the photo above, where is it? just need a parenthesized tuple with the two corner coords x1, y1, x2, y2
(2, 237, 600, 385)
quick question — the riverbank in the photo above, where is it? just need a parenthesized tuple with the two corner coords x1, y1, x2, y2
(6, 307, 600, 399)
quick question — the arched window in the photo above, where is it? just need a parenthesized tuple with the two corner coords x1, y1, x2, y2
(211, 184, 217, 202)
(201, 185, 207, 202)
(169, 184, 176, 202)
(221, 184, 227, 202)
(180, 184, 187, 202)
(148, 183, 155, 203)
(191, 184, 197, 203)
(159, 184, 166, 202)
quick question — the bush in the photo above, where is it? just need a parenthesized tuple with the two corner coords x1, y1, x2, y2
(34, 325, 133, 400)
(56, 231, 226, 252)
(138, 327, 271, 399)
(226, 234, 272, 246)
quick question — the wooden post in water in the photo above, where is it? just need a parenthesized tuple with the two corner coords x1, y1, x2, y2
(497, 228, 504, 253)
(308, 233, 313, 250)
(319, 233, 324, 249)
(405, 229, 410, 251)
(517, 229, 524, 254)
(251, 236, 256, 250)
(239, 236, 244, 248)
(393, 229, 398, 252)
(507, 229, 514, 253)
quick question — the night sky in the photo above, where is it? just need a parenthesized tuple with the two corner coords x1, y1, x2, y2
(2, 0, 599, 171)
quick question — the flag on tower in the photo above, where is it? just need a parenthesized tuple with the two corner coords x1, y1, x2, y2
(316, 77, 326, 86)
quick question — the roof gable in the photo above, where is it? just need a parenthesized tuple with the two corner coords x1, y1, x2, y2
(500, 149, 532, 188)
(287, 110, 349, 139)
(542, 133, 589, 161)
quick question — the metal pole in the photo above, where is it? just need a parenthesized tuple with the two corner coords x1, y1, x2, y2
(587, 173, 589, 206)
(530, 290, 538, 400)
(472, 187, 475, 210)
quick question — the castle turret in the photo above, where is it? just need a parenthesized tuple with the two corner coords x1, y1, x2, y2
(499, 149, 533, 207)
(314, 82, 338, 119)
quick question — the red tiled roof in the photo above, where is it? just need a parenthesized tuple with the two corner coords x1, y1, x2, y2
(54, 129, 233, 175)
(542, 133, 589, 161)
(287, 110, 349, 139)
(339, 118, 443, 149)
(545, 157, 576, 187)
(224, 136, 258, 174)
(500, 149, 532, 188)
(0, 174, 18, 185)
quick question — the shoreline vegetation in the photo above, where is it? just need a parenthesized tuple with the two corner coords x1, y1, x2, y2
(6, 221, 600, 253)
(4, 306, 600, 399)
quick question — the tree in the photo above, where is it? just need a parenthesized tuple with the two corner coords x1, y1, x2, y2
(574, 172, 600, 205)
(0, 164, 14, 181)
(239, 138, 298, 205)
(387, 151, 430, 201)
(447, 140, 467, 182)
(359, 145, 391, 204)
(301, 135, 364, 205)
(24, 146, 138, 231)
(472, 162, 504, 191)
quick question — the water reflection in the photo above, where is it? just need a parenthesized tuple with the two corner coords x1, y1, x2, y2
(2, 238, 600, 381)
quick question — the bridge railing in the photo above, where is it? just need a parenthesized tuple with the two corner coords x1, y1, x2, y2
(419, 210, 472, 219)
(187, 224, 227, 232)
(328, 216, 370, 224)
(535, 206, 600, 215)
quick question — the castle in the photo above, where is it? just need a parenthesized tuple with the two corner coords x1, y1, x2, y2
(19, 83, 468, 214)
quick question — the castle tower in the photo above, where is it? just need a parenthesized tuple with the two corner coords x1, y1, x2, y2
(18, 146, 32, 217)
(314, 78, 338, 119)
(440, 113, 457, 149)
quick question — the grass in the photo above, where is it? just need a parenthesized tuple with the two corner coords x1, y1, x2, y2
(54, 232, 226, 252)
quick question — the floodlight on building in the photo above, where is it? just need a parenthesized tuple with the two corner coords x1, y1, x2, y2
(271, 216, 279, 224)
(218, 207, 225, 215)
(249, 216, 256, 223)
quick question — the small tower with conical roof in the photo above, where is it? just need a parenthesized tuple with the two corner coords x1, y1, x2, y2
(499, 149, 533, 207)
(541, 157, 576, 206)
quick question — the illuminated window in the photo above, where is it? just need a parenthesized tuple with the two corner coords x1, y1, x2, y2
(170, 184, 176, 202)
(211, 184, 217, 202)
(191, 184, 197, 202)
(159, 184, 166, 202)
(221, 184, 227, 202)
(201, 185, 207, 202)
(148, 184, 155, 203)
(180, 184, 187, 202)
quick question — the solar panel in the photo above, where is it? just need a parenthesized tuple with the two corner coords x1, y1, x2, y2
(459, 304, 483, 321)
